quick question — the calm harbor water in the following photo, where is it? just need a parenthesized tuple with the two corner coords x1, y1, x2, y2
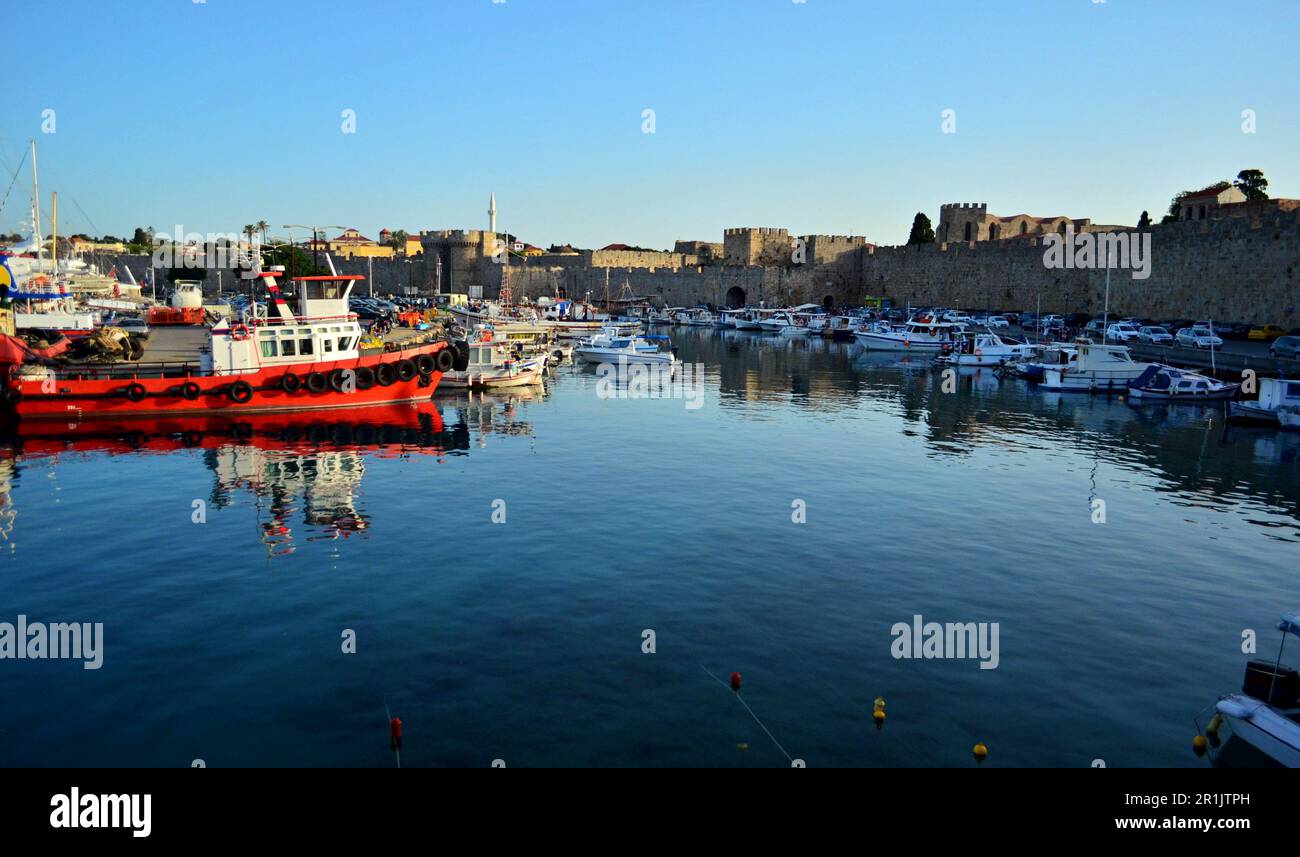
(2, 328, 1297, 768)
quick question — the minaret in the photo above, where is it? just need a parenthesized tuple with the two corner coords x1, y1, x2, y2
(488, 193, 497, 235)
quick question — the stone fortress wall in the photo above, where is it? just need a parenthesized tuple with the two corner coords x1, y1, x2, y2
(103, 198, 1300, 327)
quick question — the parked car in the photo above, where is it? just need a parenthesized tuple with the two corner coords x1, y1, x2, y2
(1270, 336, 1300, 360)
(1249, 324, 1287, 341)
(1105, 323, 1141, 343)
(1138, 326, 1173, 345)
(1175, 326, 1224, 349)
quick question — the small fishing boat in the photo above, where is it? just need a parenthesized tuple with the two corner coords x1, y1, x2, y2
(1039, 343, 1152, 393)
(730, 309, 769, 331)
(1230, 378, 1300, 424)
(778, 313, 813, 336)
(1127, 365, 1241, 402)
(438, 339, 545, 389)
(1197, 613, 1300, 768)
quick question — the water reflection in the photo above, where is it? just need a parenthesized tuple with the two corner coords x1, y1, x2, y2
(672, 327, 1300, 537)
(0, 402, 473, 555)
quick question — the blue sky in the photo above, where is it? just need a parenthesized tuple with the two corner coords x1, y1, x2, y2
(2, 0, 1297, 249)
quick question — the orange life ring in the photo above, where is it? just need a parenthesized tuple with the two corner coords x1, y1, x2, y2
(231, 324, 251, 342)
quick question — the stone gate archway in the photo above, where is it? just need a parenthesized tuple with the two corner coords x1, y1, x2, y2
(725, 286, 746, 308)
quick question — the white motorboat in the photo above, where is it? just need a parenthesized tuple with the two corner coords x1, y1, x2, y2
(854, 316, 963, 351)
(685, 308, 715, 326)
(1199, 613, 1300, 768)
(758, 311, 793, 333)
(938, 332, 1039, 367)
(1230, 378, 1300, 424)
(1127, 365, 1241, 402)
(1038, 343, 1152, 392)
(575, 327, 678, 366)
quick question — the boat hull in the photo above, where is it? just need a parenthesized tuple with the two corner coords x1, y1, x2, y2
(854, 332, 947, 351)
(4, 341, 452, 421)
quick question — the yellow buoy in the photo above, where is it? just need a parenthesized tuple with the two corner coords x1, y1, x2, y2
(1207, 714, 1222, 735)
(973, 742, 989, 761)
(737, 743, 749, 753)
(873, 708, 886, 722)
(874, 696, 886, 711)
(1192, 734, 1208, 755)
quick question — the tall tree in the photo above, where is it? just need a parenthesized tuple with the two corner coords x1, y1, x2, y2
(1137, 211, 1151, 230)
(255, 220, 270, 245)
(1234, 169, 1269, 202)
(906, 212, 936, 244)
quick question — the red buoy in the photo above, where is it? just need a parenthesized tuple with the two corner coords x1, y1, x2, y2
(730, 672, 742, 692)
(390, 717, 403, 751)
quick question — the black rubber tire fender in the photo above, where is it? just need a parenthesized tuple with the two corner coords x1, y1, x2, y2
(228, 381, 254, 404)
(305, 372, 328, 394)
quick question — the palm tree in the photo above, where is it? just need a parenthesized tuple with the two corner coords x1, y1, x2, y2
(255, 220, 269, 247)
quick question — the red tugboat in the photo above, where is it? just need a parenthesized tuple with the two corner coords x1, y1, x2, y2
(0, 268, 466, 421)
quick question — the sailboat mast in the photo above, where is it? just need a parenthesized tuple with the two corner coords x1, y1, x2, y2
(30, 141, 42, 268)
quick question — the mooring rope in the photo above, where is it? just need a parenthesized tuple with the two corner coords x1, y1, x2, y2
(700, 665, 794, 764)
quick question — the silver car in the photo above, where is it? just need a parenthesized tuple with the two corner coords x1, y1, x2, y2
(1271, 336, 1300, 360)
(1138, 326, 1173, 345)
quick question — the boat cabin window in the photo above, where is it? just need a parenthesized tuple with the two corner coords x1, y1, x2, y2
(261, 340, 278, 358)
(338, 336, 351, 350)
(299, 337, 314, 356)
(303, 281, 345, 301)
(323, 339, 334, 353)
(282, 339, 297, 357)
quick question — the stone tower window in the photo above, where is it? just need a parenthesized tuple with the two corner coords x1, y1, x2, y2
(1058, 222, 1067, 234)
(1020, 221, 1028, 235)
(989, 224, 999, 240)
(963, 222, 972, 241)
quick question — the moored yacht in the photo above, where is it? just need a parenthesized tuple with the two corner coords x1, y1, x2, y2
(1038, 343, 1151, 392)
(854, 316, 962, 351)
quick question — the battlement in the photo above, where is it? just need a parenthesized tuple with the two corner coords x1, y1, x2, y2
(940, 203, 988, 213)
(724, 227, 790, 237)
